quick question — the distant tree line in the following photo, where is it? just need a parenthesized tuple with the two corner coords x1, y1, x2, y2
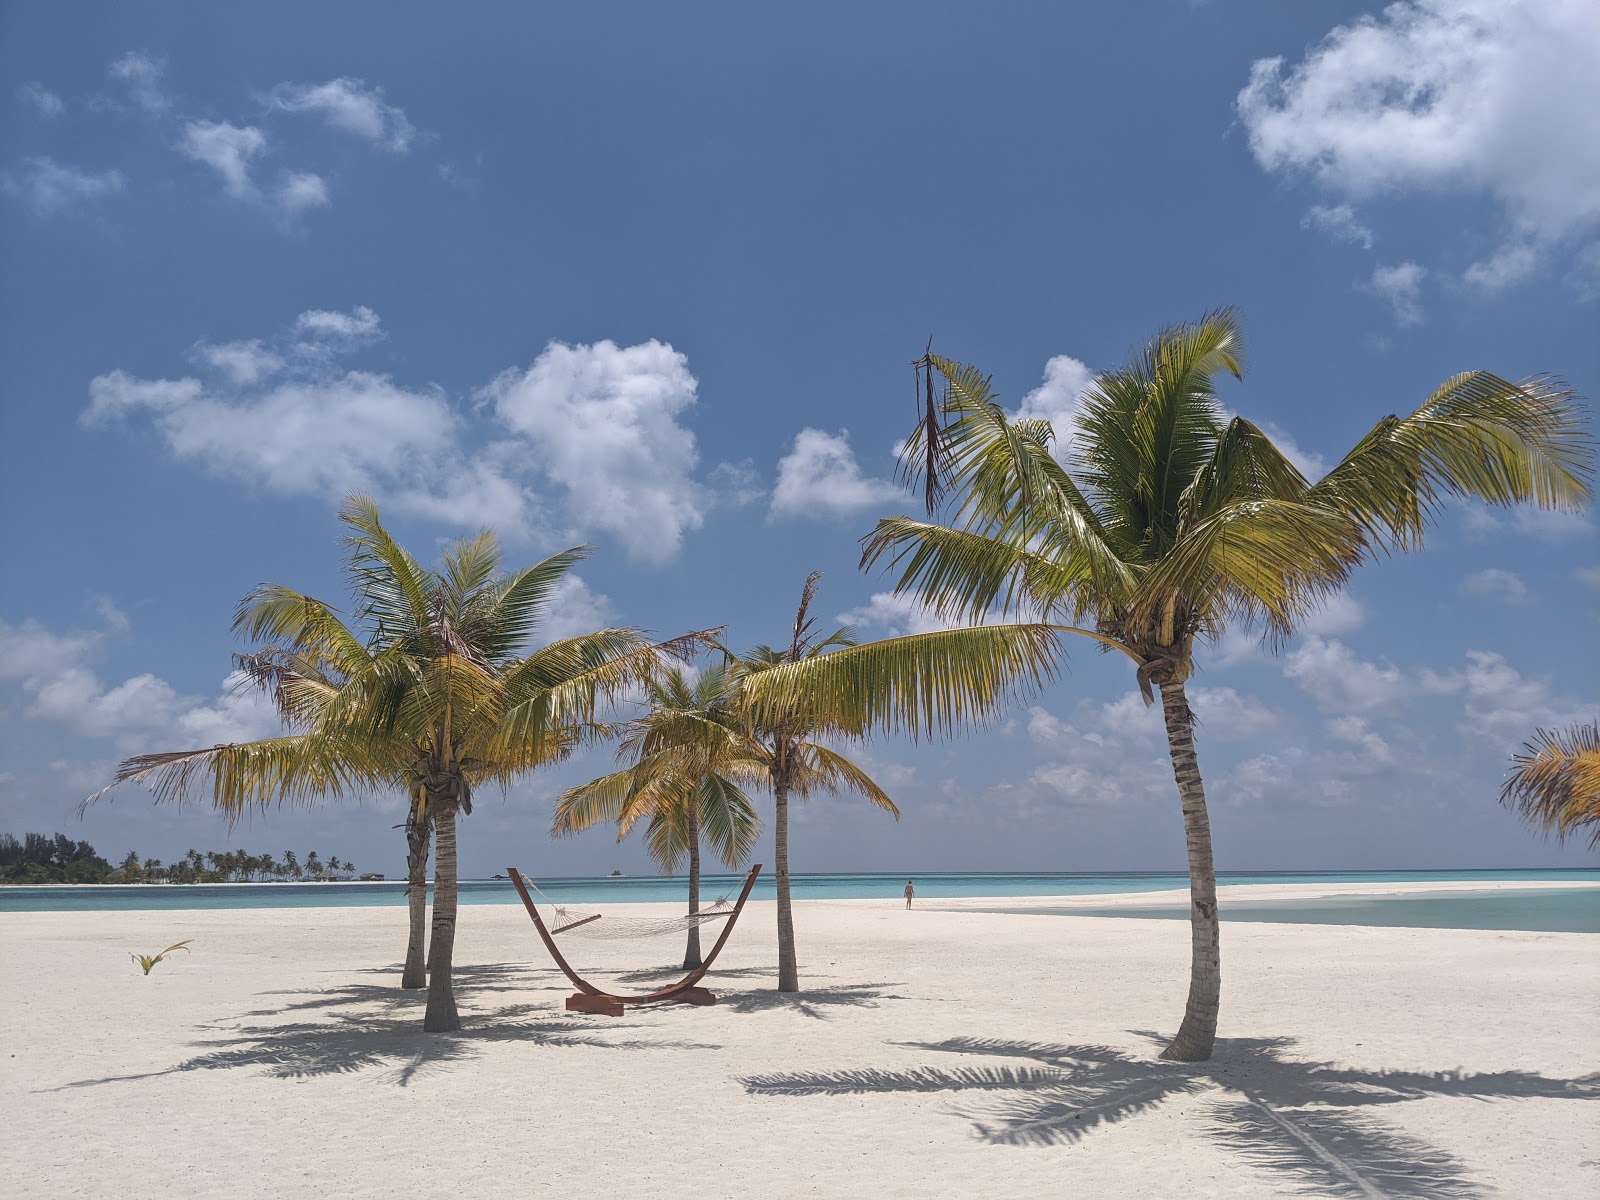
(0, 832, 358, 885)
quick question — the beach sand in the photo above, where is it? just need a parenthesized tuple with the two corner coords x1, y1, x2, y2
(3, 883, 1596, 1199)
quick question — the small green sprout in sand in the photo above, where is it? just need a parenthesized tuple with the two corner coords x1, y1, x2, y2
(131, 940, 191, 975)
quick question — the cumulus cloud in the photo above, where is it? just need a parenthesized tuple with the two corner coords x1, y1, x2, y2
(1237, 0, 1600, 289)
(1461, 567, 1529, 603)
(1300, 591, 1367, 636)
(265, 78, 415, 152)
(1283, 636, 1416, 712)
(1189, 687, 1284, 740)
(192, 339, 284, 386)
(0, 615, 279, 749)
(277, 171, 330, 215)
(1013, 354, 1096, 453)
(18, 82, 64, 118)
(537, 575, 618, 645)
(109, 51, 169, 114)
(1301, 202, 1373, 249)
(836, 593, 958, 638)
(487, 339, 709, 563)
(1369, 261, 1427, 326)
(1, 157, 123, 215)
(294, 305, 382, 345)
(1327, 715, 1396, 766)
(82, 308, 530, 535)
(85, 315, 740, 562)
(769, 428, 899, 520)
(179, 120, 266, 199)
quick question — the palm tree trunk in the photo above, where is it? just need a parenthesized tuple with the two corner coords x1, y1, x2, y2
(423, 801, 460, 1032)
(774, 772, 798, 992)
(1157, 677, 1220, 1063)
(683, 803, 702, 970)
(402, 805, 430, 989)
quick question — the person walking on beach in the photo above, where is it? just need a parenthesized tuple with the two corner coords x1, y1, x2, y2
(904, 880, 914, 908)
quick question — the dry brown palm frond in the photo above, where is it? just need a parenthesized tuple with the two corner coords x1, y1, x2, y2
(1500, 721, 1600, 847)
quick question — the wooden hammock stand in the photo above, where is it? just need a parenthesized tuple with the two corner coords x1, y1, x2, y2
(507, 862, 763, 1016)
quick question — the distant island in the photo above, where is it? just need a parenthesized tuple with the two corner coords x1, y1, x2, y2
(1, 831, 361, 885)
(610, 870, 624, 877)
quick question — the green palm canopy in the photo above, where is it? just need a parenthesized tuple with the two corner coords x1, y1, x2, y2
(723, 572, 1066, 992)
(863, 309, 1592, 1060)
(90, 495, 709, 1031)
(554, 662, 762, 969)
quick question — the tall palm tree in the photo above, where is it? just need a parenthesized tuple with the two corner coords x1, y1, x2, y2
(91, 495, 704, 1031)
(554, 662, 762, 969)
(1500, 721, 1600, 847)
(863, 310, 1591, 1060)
(728, 572, 1067, 992)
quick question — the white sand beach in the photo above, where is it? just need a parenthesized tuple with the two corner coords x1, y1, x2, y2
(4, 883, 1597, 1199)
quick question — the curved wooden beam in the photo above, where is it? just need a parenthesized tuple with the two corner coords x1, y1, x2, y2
(508, 863, 763, 1010)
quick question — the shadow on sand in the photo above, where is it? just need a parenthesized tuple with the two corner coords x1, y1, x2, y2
(46, 961, 724, 1090)
(741, 1031, 1598, 1198)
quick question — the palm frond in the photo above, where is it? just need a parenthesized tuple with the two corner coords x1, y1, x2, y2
(1307, 372, 1593, 555)
(736, 623, 1064, 742)
(793, 744, 899, 817)
(1499, 721, 1600, 847)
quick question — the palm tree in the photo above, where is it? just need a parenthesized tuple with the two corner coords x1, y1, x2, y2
(554, 662, 762, 969)
(862, 310, 1591, 1060)
(281, 850, 300, 880)
(400, 796, 433, 988)
(90, 495, 704, 1031)
(1500, 721, 1600, 847)
(728, 572, 1066, 992)
(305, 850, 324, 880)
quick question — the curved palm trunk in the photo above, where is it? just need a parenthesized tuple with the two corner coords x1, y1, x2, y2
(401, 805, 431, 989)
(682, 803, 702, 970)
(423, 801, 461, 1032)
(1157, 677, 1220, 1062)
(774, 773, 798, 992)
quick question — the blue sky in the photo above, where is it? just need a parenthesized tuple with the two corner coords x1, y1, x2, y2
(2, 0, 1596, 880)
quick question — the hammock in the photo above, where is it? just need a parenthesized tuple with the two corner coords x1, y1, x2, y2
(508, 863, 763, 1016)
(519, 876, 740, 940)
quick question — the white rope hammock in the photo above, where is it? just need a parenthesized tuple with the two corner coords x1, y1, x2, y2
(524, 878, 739, 941)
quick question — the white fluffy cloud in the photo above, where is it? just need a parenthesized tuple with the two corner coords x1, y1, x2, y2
(1301, 203, 1373, 249)
(1461, 568, 1529, 603)
(1283, 636, 1416, 712)
(85, 315, 746, 563)
(770, 428, 899, 519)
(1013, 354, 1096, 453)
(179, 120, 266, 199)
(294, 305, 383, 345)
(82, 307, 532, 535)
(487, 339, 709, 563)
(1369, 261, 1427, 326)
(836, 593, 959, 638)
(265, 78, 415, 152)
(193, 339, 283, 386)
(537, 575, 618, 645)
(109, 51, 169, 114)
(1, 157, 123, 216)
(18, 82, 64, 118)
(0, 615, 279, 749)
(1238, 0, 1600, 289)
(277, 171, 330, 215)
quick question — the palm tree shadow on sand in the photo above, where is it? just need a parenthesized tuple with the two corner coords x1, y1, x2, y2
(741, 1032, 1598, 1198)
(44, 962, 724, 1090)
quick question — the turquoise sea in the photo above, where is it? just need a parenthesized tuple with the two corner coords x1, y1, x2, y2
(2, 869, 1596, 932)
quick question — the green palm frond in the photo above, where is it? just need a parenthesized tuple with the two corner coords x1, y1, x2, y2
(464, 545, 591, 662)
(695, 774, 761, 868)
(1308, 372, 1593, 554)
(791, 744, 899, 817)
(735, 623, 1064, 742)
(339, 494, 434, 647)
